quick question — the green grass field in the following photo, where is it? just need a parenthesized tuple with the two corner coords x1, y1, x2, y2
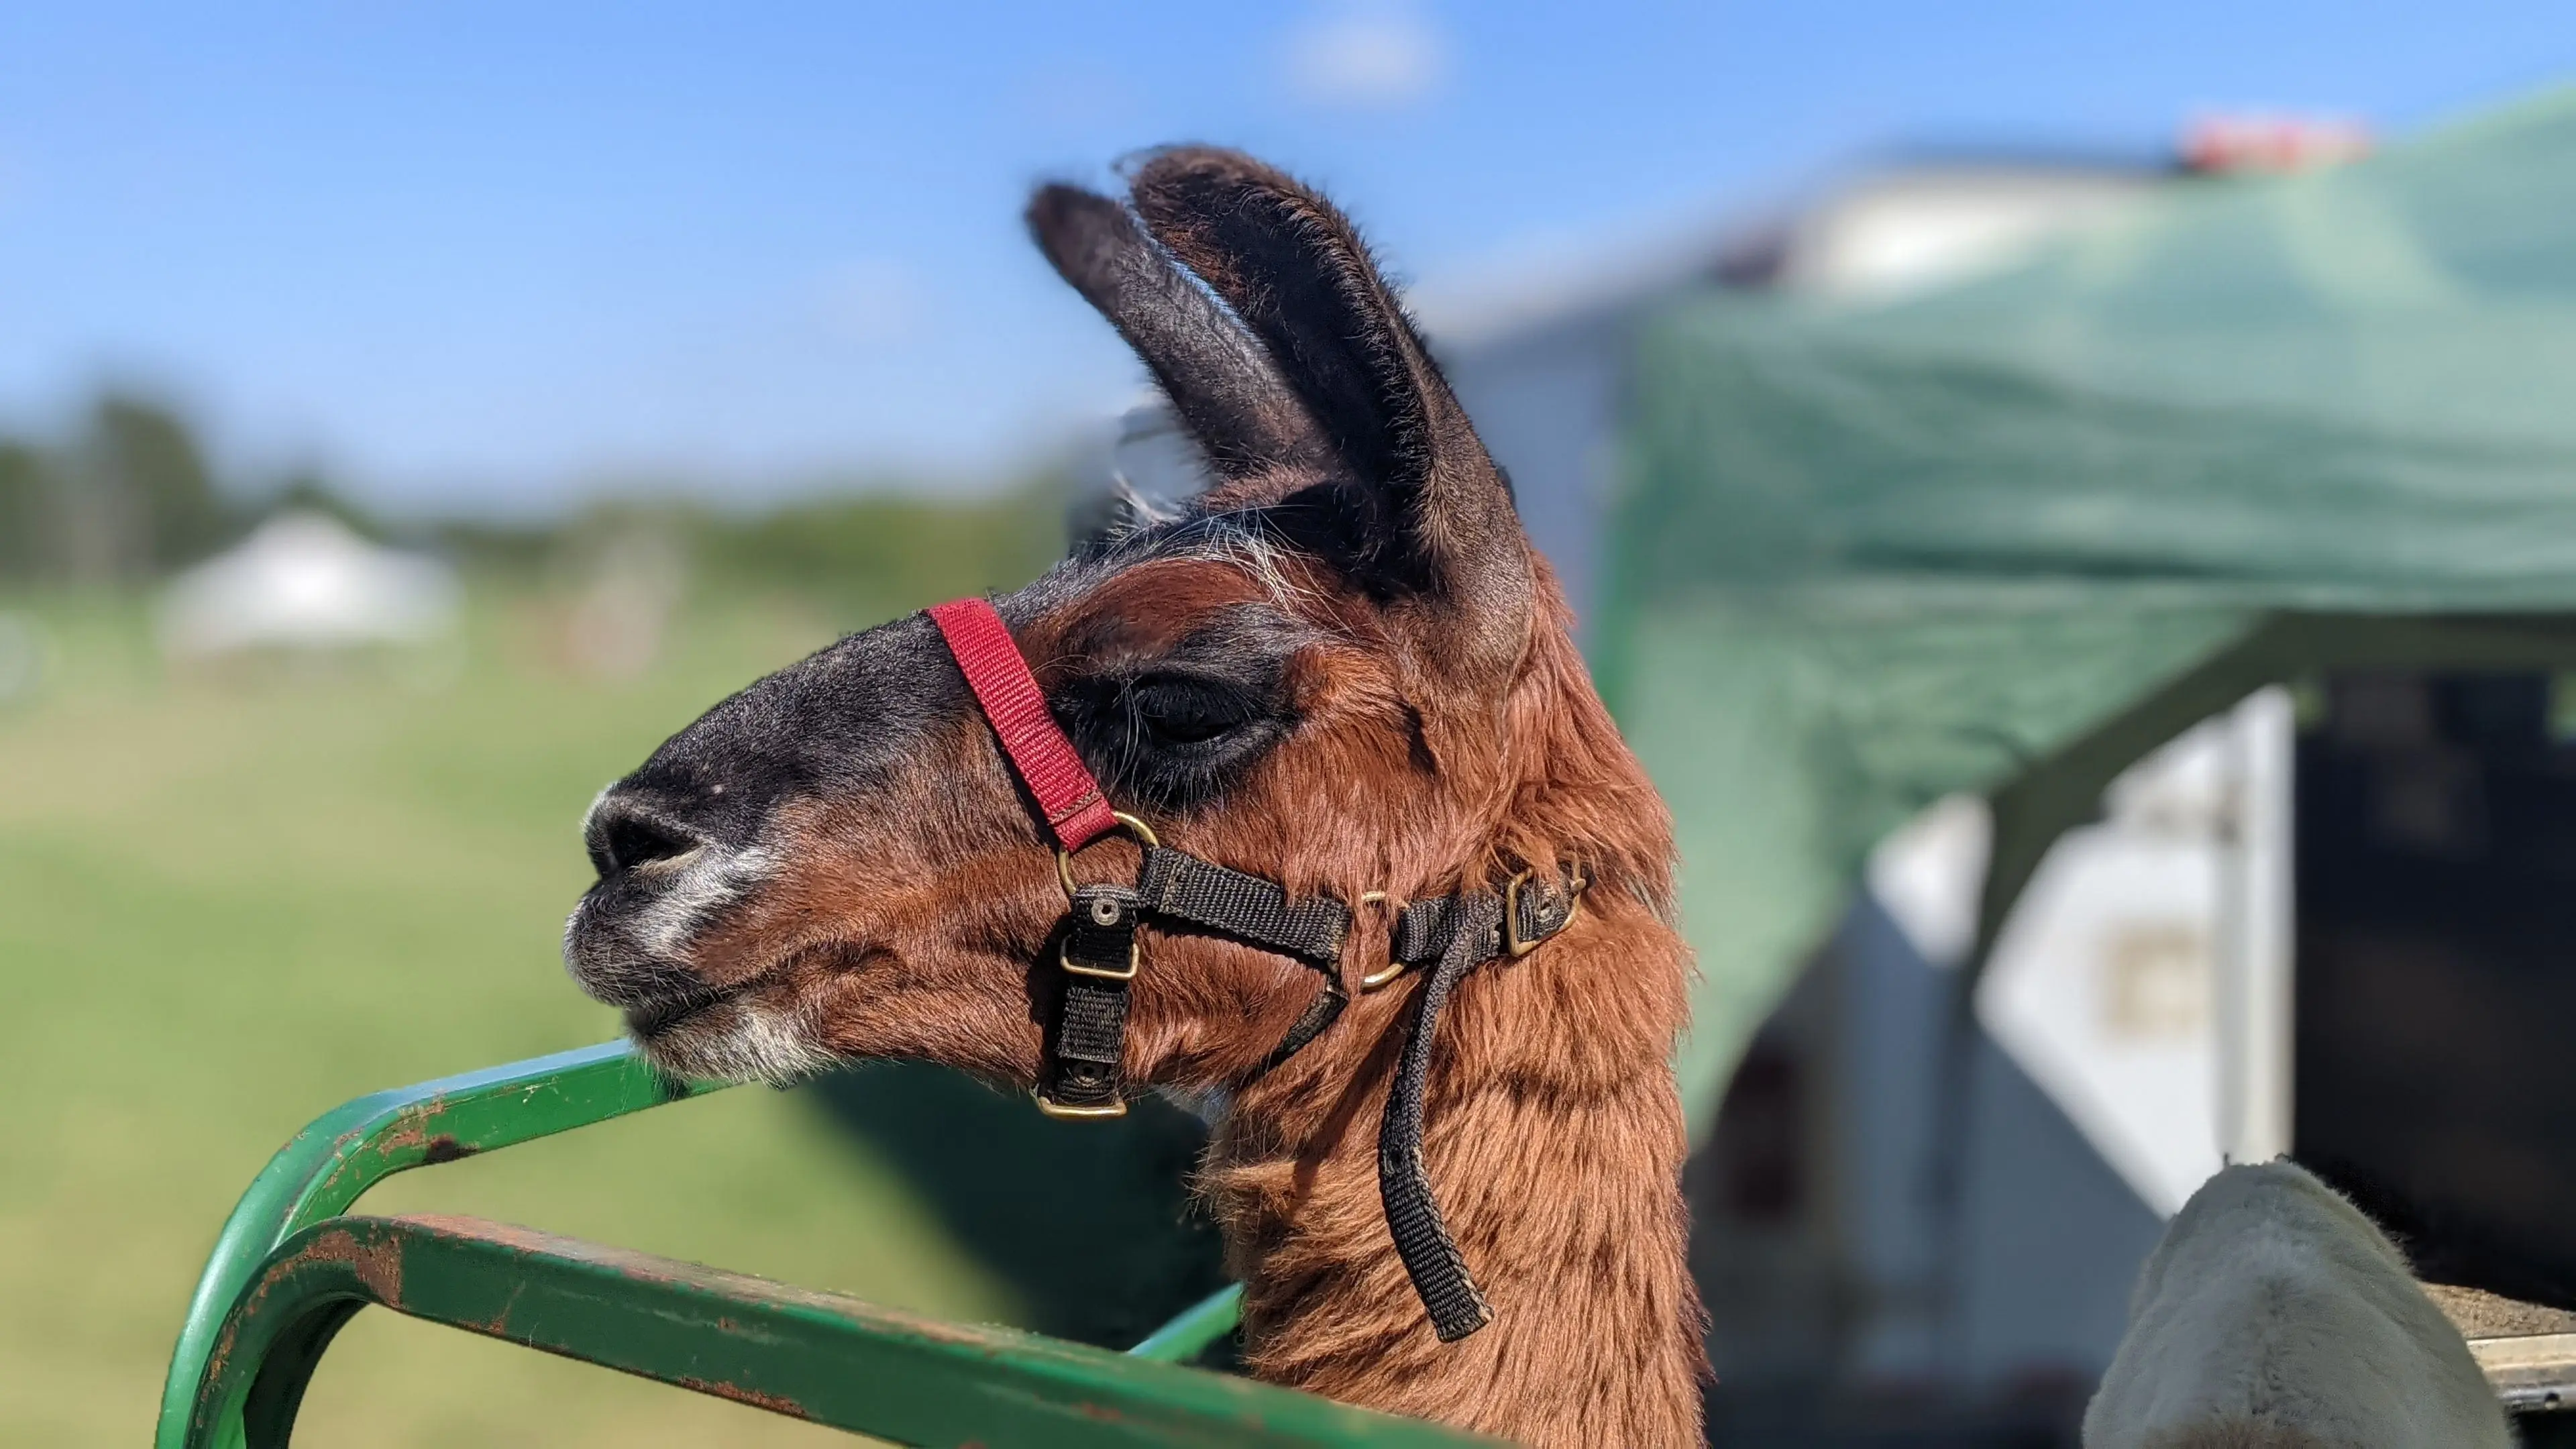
(0, 585, 1022, 1446)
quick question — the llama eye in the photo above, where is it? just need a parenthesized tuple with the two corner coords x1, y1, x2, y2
(1129, 679, 1249, 746)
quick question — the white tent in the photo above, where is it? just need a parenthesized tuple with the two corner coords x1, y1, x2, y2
(158, 512, 460, 661)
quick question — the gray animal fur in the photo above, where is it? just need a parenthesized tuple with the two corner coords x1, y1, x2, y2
(2086, 1160, 2512, 1449)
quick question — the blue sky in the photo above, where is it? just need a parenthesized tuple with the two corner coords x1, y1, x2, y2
(2, 3, 2571, 516)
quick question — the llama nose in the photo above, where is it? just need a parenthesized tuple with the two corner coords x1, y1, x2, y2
(584, 795, 709, 878)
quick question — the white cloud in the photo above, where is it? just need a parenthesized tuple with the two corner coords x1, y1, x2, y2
(1283, 3, 1448, 111)
(816, 257, 927, 347)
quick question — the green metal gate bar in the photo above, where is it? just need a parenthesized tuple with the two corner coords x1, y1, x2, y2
(1128, 1283, 1248, 1364)
(156, 1042, 727, 1449)
(185, 1214, 1473, 1448)
(155, 1044, 1321, 1447)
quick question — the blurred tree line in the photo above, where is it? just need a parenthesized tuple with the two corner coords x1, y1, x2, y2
(0, 392, 1071, 610)
(468, 485, 1067, 622)
(0, 394, 237, 581)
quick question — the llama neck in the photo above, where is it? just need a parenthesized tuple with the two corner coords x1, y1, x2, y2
(1209, 899, 1708, 1448)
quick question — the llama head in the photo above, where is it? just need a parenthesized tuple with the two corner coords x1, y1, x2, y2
(563, 148, 1616, 1090)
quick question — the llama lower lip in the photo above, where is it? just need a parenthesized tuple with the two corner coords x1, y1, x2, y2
(624, 987, 737, 1040)
(618, 940, 853, 1042)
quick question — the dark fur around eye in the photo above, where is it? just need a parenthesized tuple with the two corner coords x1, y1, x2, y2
(1059, 660, 1295, 812)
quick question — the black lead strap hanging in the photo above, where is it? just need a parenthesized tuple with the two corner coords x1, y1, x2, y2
(1378, 890, 1504, 1341)
(1371, 870, 1585, 1341)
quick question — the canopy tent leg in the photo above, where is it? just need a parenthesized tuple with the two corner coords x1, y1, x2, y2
(2216, 685, 2296, 1166)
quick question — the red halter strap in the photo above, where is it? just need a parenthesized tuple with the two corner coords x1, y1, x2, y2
(926, 597, 1118, 852)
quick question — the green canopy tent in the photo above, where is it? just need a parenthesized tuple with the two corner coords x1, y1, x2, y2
(1601, 88, 2576, 1134)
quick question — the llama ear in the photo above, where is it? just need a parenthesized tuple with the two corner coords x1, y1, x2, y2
(1027, 182, 1334, 484)
(1124, 147, 1532, 686)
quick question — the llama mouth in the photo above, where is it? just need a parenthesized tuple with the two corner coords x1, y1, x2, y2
(615, 945, 829, 1040)
(618, 967, 841, 1085)
(606, 936, 884, 1086)
(623, 985, 741, 1042)
(617, 941, 866, 1052)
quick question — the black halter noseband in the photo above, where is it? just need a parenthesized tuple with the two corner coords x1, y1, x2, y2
(928, 596, 1585, 1344)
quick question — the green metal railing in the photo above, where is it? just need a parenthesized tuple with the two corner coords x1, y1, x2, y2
(158, 1043, 1462, 1448)
(157, 1042, 722, 1449)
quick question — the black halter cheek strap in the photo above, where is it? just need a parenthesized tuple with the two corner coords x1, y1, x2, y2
(927, 594, 1587, 1344)
(1046, 824, 1585, 1344)
(1039, 839, 1354, 1117)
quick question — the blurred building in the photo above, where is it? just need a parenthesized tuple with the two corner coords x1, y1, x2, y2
(1693, 698, 2287, 1414)
(158, 511, 461, 663)
(1428, 149, 2167, 631)
(1089, 121, 2576, 1445)
(555, 527, 686, 681)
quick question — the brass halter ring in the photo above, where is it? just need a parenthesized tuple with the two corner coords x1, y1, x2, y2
(1054, 811, 1159, 900)
(1053, 812, 1157, 982)
(1356, 891, 1410, 991)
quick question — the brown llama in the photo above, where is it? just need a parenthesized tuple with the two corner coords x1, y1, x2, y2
(562, 146, 1709, 1446)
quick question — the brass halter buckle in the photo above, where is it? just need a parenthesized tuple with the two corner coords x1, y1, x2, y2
(1032, 1093, 1127, 1120)
(1036, 812, 1157, 1118)
(1055, 812, 1155, 981)
(1503, 867, 1586, 959)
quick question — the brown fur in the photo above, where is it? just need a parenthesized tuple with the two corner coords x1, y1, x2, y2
(680, 552, 1710, 1444)
(576, 148, 1709, 1445)
(1200, 572, 1708, 1445)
